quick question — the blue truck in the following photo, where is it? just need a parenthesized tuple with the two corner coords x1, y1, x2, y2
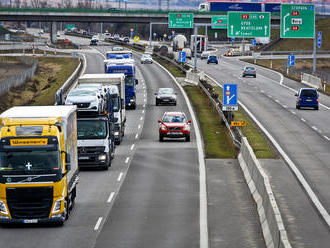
(106, 50, 132, 59)
(105, 59, 138, 109)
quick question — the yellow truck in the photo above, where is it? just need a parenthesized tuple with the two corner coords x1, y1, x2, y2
(0, 106, 78, 225)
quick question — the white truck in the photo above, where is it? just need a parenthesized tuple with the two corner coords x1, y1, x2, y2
(77, 74, 126, 145)
(172, 34, 187, 51)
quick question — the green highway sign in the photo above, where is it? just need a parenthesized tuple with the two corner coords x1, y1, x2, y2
(65, 24, 75, 30)
(280, 4, 315, 38)
(227, 12, 270, 38)
(168, 13, 194, 28)
(211, 16, 227, 29)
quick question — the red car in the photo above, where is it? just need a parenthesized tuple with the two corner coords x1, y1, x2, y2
(158, 112, 191, 142)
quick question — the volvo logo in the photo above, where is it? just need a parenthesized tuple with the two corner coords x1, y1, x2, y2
(27, 177, 32, 182)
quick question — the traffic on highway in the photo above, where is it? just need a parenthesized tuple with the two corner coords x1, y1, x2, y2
(0, 2, 330, 248)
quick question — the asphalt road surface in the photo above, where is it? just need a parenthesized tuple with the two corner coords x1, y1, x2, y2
(192, 53, 330, 247)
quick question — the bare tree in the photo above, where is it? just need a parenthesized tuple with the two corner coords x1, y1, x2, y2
(31, 0, 41, 8)
(40, 1, 48, 8)
(64, 0, 73, 8)
(14, 0, 21, 8)
(21, 0, 28, 8)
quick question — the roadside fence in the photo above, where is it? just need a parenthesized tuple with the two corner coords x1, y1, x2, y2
(0, 57, 38, 95)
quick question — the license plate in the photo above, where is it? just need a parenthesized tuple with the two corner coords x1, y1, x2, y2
(23, 219, 38, 224)
(306, 99, 312, 102)
(169, 132, 180, 135)
(163, 99, 169, 102)
(79, 156, 89, 160)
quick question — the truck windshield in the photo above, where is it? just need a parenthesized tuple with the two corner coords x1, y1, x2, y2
(113, 98, 120, 112)
(77, 120, 107, 140)
(125, 75, 135, 87)
(0, 150, 60, 172)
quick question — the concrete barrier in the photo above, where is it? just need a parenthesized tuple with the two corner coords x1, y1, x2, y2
(238, 137, 292, 248)
(301, 73, 322, 89)
(185, 69, 200, 85)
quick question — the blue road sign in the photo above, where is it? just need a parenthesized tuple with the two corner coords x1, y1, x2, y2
(251, 39, 256, 46)
(223, 84, 238, 111)
(178, 51, 186, 63)
(288, 55, 295, 66)
(231, 37, 235, 42)
(317, 31, 322, 48)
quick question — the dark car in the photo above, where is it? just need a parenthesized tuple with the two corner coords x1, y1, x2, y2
(155, 88, 177, 106)
(242, 66, 256, 78)
(295, 88, 319, 110)
(90, 39, 98, 46)
(207, 55, 218, 64)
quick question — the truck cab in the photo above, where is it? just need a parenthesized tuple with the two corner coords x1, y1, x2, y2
(0, 106, 78, 225)
(105, 59, 138, 109)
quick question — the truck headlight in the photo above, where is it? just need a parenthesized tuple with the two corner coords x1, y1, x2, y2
(52, 198, 63, 214)
(98, 154, 107, 161)
(114, 131, 119, 136)
(0, 200, 8, 215)
(130, 98, 135, 102)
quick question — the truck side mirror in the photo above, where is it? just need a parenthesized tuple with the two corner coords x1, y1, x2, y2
(135, 79, 138, 85)
(121, 99, 125, 108)
(62, 151, 71, 172)
(55, 89, 63, 105)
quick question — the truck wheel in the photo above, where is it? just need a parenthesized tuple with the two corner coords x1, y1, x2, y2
(159, 133, 164, 142)
(132, 104, 136, 110)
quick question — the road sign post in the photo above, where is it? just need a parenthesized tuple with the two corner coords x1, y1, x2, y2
(227, 12, 270, 38)
(179, 51, 186, 63)
(211, 16, 227, 29)
(168, 13, 194, 28)
(280, 4, 315, 38)
(222, 84, 238, 111)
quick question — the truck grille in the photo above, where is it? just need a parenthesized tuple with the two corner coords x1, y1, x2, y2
(6, 187, 53, 219)
(78, 146, 105, 154)
(169, 127, 181, 131)
(75, 102, 90, 108)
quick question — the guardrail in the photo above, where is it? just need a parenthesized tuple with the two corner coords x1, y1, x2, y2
(55, 55, 83, 105)
(0, 57, 38, 96)
(301, 73, 322, 89)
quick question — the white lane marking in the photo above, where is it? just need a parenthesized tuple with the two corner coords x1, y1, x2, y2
(144, 98, 147, 102)
(125, 157, 130, 164)
(261, 90, 265, 93)
(142, 110, 145, 114)
(324, 135, 330, 141)
(290, 110, 296, 115)
(143, 104, 146, 108)
(138, 124, 141, 129)
(275, 99, 280, 103)
(205, 73, 330, 229)
(107, 192, 115, 203)
(94, 217, 103, 231)
(135, 133, 139, 139)
(117, 172, 124, 182)
(130, 144, 135, 150)
(153, 59, 209, 248)
(301, 118, 306, 122)
(140, 116, 143, 121)
(268, 94, 272, 98)
(144, 94, 146, 97)
(312, 126, 318, 131)
(283, 105, 288, 108)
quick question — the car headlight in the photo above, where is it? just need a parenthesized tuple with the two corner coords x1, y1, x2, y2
(98, 154, 107, 161)
(130, 98, 136, 102)
(52, 198, 63, 214)
(183, 124, 190, 131)
(65, 101, 73, 105)
(161, 125, 167, 131)
(114, 131, 120, 136)
(0, 200, 8, 215)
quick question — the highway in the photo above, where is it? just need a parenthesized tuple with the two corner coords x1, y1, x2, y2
(0, 37, 267, 248)
(191, 53, 330, 247)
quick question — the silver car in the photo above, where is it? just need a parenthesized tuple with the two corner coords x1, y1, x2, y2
(65, 88, 104, 114)
(141, 54, 153, 64)
(155, 88, 177, 106)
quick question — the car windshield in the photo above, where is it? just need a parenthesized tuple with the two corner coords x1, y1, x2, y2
(245, 67, 255, 71)
(77, 120, 107, 139)
(68, 89, 97, 97)
(301, 90, 317, 97)
(0, 150, 60, 172)
(209, 56, 216, 59)
(78, 84, 101, 89)
(163, 115, 186, 123)
(125, 75, 135, 87)
(159, 88, 174, 95)
(143, 55, 151, 59)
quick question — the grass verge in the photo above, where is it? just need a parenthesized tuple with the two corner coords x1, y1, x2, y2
(214, 86, 277, 159)
(185, 86, 238, 158)
(0, 57, 79, 112)
(153, 56, 186, 78)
